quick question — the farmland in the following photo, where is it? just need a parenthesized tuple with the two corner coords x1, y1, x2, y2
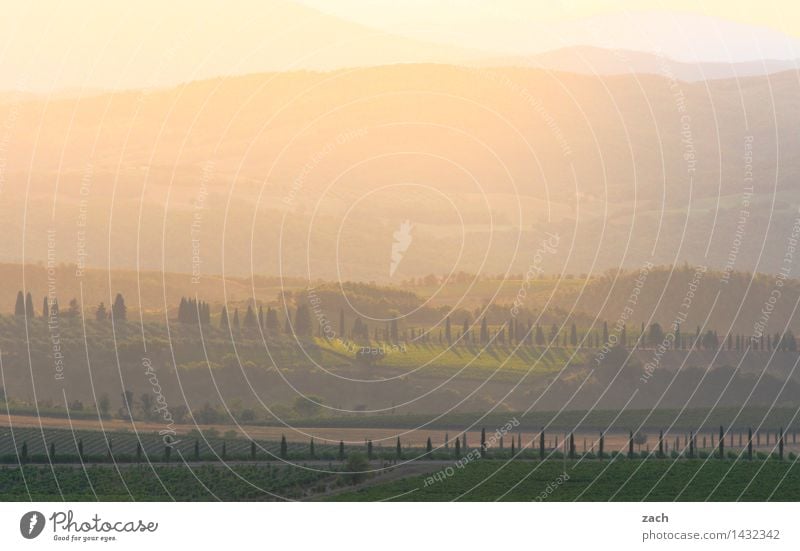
(329, 459, 800, 501)
(0, 464, 335, 501)
(2, 424, 800, 501)
(316, 337, 583, 377)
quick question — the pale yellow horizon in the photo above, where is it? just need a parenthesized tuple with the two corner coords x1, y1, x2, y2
(1, 0, 799, 93)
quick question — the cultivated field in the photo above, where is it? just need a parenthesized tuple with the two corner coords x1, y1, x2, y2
(329, 459, 800, 501)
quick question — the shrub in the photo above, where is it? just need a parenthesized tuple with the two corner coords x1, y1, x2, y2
(343, 452, 370, 485)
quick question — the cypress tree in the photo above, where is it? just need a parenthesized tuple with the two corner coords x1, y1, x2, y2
(689, 431, 694, 458)
(455, 436, 461, 458)
(367, 440, 373, 460)
(445, 316, 452, 344)
(232, 308, 240, 329)
(462, 432, 467, 450)
(719, 426, 724, 459)
(194, 440, 200, 460)
(396, 437, 402, 459)
(251, 441, 256, 460)
(14, 291, 24, 316)
(95, 302, 107, 321)
(539, 431, 545, 460)
(220, 306, 229, 329)
(426, 437, 432, 453)
(444, 432, 449, 449)
(244, 304, 256, 327)
(43, 297, 49, 319)
(280, 435, 288, 458)
(25, 292, 34, 318)
(112, 293, 126, 321)
(748, 428, 753, 460)
(49, 442, 56, 459)
(21, 441, 27, 462)
(310, 438, 315, 458)
(294, 304, 312, 337)
(568, 433, 575, 459)
(658, 430, 664, 458)
(137, 442, 142, 462)
(628, 430, 634, 458)
(338, 440, 345, 460)
(511, 438, 516, 456)
(480, 317, 488, 343)
(266, 307, 280, 334)
(178, 297, 187, 322)
(535, 324, 544, 345)
(779, 427, 784, 460)
(599, 432, 604, 459)
(480, 428, 487, 457)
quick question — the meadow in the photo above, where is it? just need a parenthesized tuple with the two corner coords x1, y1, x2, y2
(329, 459, 800, 501)
(2, 423, 800, 501)
(0, 464, 334, 501)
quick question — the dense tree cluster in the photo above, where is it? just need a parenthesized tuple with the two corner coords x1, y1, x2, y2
(6, 290, 800, 353)
(177, 297, 211, 324)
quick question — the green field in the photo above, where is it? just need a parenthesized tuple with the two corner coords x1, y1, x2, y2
(330, 459, 800, 501)
(317, 338, 583, 377)
(0, 464, 334, 501)
(3, 458, 799, 501)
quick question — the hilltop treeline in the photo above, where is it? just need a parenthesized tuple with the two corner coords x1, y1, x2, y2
(5, 262, 799, 336)
(550, 265, 800, 335)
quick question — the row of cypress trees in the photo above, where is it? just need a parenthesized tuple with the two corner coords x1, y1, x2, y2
(12, 291, 127, 321)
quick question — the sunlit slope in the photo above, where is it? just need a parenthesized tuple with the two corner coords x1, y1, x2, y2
(0, 65, 798, 278)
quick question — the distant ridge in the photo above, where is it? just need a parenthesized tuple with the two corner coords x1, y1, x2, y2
(479, 45, 800, 82)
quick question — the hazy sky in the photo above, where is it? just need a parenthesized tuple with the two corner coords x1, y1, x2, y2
(1, 0, 799, 93)
(295, 0, 800, 61)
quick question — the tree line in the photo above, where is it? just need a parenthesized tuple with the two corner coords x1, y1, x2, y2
(11, 290, 799, 352)
(12, 291, 128, 322)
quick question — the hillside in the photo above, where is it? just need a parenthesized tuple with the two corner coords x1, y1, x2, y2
(3, 263, 800, 336)
(1, 310, 797, 420)
(1, 65, 800, 280)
